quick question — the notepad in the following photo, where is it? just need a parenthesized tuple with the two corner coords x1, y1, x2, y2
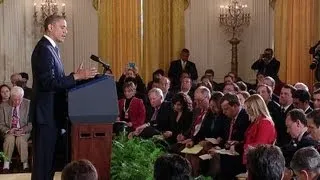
(214, 149, 239, 156)
(153, 135, 164, 140)
(205, 138, 219, 145)
(181, 145, 203, 154)
(199, 154, 212, 160)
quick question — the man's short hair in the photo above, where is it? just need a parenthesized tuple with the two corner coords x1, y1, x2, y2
(44, 14, 65, 31)
(313, 82, 320, 91)
(292, 89, 311, 103)
(247, 145, 285, 180)
(287, 109, 308, 126)
(196, 86, 211, 100)
(290, 147, 320, 175)
(313, 88, 320, 95)
(205, 69, 214, 76)
(265, 48, 274, 55)
(61, 159, 98, 180)
(10, 86, 24, 98)
(154, 154, 191, 180)
(148, 88, 164, 101)
(306, 109, 320, 128)
(236, 81, 247, 91)
(282, 84, 297, 95)
(19, 72, 29, 81)
(181, 48, 190, 54)
(264, 76, 275, 89)
(220, 92, 240, 106)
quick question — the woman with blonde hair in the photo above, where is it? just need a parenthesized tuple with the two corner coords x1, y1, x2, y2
(240, 94, 277, 164)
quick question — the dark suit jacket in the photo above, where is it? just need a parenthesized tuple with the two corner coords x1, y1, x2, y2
(167, 110, 193, 144)
(30, 37, 76, 128)
(168, 60, 198, 87)
(147, 101, 172, 132)
(222, 109, 250, 146)
(282, 131, 319, 167)
(276, 104, 294, 147)
(23, 87, 32, 100)
(118, 97, 146, 129)
(251, 58, 280, 79)
(189, 111, 215, 144)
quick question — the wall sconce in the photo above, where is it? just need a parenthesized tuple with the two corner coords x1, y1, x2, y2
(33, 0, 66, 27)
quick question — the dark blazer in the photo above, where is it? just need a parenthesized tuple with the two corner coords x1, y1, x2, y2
(276, 104, 294, 147)
(168, 60, 198, 87)
(30, 37, 76, 128)
(167, 110, 193, 144)
(147, 101, 172, 132)
(118, 97, 146, 130)
(23, 87, 33, 100)
(31, 37, 76, 180)
(282, 131, 319, 167)
(251, 58, 280, 79)
(190, 111, 215, 144)
(222, 109, 250, 145)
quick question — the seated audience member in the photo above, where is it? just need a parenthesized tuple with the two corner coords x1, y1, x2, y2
(10, 73, 22, 86)
(290, 147, 320, 180)
(293, 89, 313, 114)
(223, 83, 240, 94)
(306, 109, 320, 144)
(159, 77, 174, 102)
(224, 75, 234, 85)
(168, 48, 198, 89)
(0, 86, 32, 172)
(178, 77, 194, 100)
(247, 145, 285, 180)
(165, 93, 193, 144)
(200, 75, 213, 92)
(236, 81, 248, 92)
(294, 82, 310, 92)
(313, 82, 320, 93)
(117, 67, 147, 99)
(204, 69, 219, 90)
(0, 84, 10, 104)
(237, 91, 250, 106)
(17, 72, 32, 100)
(154, 154, 191, 180)
(115, 82, 146, 133)
(241, 94, 277, 164)
(228, 72, 243, 83)
(61, 159, 98, 180)
(209, 92, 250, 179)
(132, 88, 171, 138)
(282, 109, 318, 167)
(277, 84, 296, 147)
(147, 69, 164, 91)
(263, 76, 280, 103)
(313, 89, 320, 109)
(257, 84, 281, 127)
(174, 86, 214, 176)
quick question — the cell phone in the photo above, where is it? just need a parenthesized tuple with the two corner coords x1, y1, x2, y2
(128, 62, 135, 68)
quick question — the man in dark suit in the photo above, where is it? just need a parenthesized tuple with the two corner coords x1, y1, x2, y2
(168, 48, 198, 88)
(282, 109, 318, 167)
(277, 84, 296, 147)
(292, 89, 313, 114)
(16, 72, 32, 100)
(30, 15, 97, 180)
(251, 48, 280, 80)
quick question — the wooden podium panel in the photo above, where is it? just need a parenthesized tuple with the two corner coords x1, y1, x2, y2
(71, 123, 113, 180)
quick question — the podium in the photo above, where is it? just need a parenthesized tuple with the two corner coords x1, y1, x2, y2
(68, 75, 118, 180)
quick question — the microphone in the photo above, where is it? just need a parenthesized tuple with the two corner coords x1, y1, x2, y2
(90, 54, 110, 69)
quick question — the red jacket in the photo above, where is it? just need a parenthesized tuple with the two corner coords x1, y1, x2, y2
(118, 97, 146, 130)
(243, 116, 277, 164)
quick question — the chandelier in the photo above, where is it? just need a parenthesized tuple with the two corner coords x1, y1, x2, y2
(33, 0, 66, 26)
(218, 0, 251, 75)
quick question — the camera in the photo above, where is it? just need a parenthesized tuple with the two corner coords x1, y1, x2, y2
(310, 41, 320, 70)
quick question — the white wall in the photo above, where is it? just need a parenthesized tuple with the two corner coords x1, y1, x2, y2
(0, 0, 98, 86)
(185, 0, 274, 83)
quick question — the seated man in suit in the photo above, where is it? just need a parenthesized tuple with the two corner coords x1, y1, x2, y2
(0, 86, 32, 172)
(16, 72, 32, 100)
(293, 89, 313, 114)
(10, 73, 22, 87)
(282, 109, 318, 178)
(277, 84, 296, 147)
(159, 77, 174, 102)
(168, 48, 198, 88)
(132, 88, 171, 139)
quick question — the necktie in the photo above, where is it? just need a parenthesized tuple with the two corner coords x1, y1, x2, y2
(182, 61, 186, 70)
(281, 107, 285, 115)
(54, 46, 60, 59)
(151, 108, 159, 122)
(11, 107, 18, 129)
(228, 119, 236, 141)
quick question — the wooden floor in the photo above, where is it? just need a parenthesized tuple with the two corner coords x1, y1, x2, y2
(0, 172, 61, 180)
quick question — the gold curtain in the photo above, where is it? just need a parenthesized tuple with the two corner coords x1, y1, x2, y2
(274, 0, 319, 86)
(98, 0, 141, 79)
(142, 0, 186, 82)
